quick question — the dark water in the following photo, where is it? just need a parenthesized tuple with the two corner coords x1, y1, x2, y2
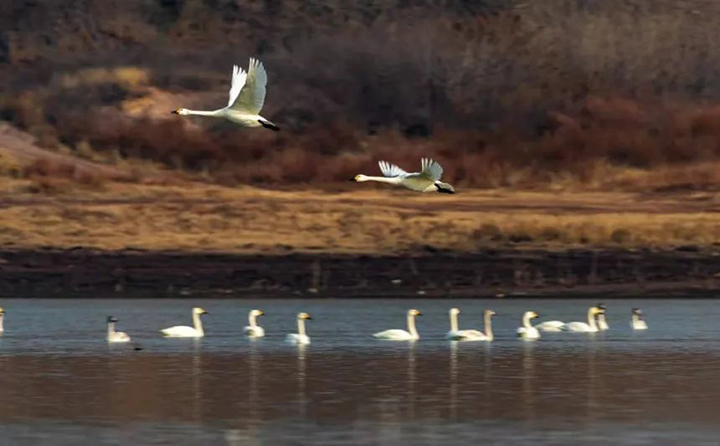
(0, 298, 719, 445)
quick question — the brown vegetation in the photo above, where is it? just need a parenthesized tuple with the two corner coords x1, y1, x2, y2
(3, 1, 720, 192)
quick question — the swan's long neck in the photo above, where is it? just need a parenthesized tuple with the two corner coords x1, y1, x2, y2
(185, 109, 223, 117)
(107, 322, 115, 337)
(522, 313, 534, 328)
(249, 313, 257, 329)
(362, 176, 400, 184)
(0, 314, 4, 332)
(407, 314, 418, 338)
(587, 308, 598, 331)
(449, 312, 459, 332)
(484, 313, 494, 341)
(193, 313, 204, 335)
(297, 318, 307, 337)
(632, 313, 642, 324)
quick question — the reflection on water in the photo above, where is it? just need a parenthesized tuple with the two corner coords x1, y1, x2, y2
(0, 298, 720, 444)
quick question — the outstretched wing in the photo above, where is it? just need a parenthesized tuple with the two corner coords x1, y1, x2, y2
(420, 158, 443, 181)
(227, 65, 248, 108)
(230, 58, 268, 114)
(379, 160, 408, 178)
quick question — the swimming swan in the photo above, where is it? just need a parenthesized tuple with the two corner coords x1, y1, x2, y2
(243, 309, 265, 337)
(160, 307, 208, 338)
(285, 312, 312, 345)
(631, 308, 648, 330)
(374, 309, 422, 340)
(107, 316, 131, 343)
(171, 58, 279, 131)
(595, 302, 609, 330)
(0, 307, 4, 334)
(517, 311, 541, 340)
(446, 308, 495, 341)
(564, 306, 604, 332)
(354, 158, 455, 193)
(535, 320, 566, 332)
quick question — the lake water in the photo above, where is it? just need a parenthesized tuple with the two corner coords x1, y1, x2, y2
(0, 298, 719, 445)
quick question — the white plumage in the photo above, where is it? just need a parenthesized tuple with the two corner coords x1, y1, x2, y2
(160, 307, 208, 338)
(106, 316, 131, 343)
(285, 312, 312, 345)
(354, 158, 455, 193)
(374, 309, 422, 340)
(517, 311, 541, 340)
(172, 58, 278, 130)
(243, 309, 266, 338)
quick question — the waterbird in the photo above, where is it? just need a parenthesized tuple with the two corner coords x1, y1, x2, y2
(243, 309, 265, 338)
(285, 312, 312, 345)
(445, 308, 495, 341)
(517, 311, 541, 340)
(631, 308, 648, 330)
(373, 309, 422, 341)
(171, 58, 279, 131)
(106, 316, 131, 343)
(535, 320, 566, 332)
(0, 307, 5, 334)
(353, 158, 455, 193)
(596, 302, 609, 330)
(564, 306, 605, 332)
(160, 307, 208, 338)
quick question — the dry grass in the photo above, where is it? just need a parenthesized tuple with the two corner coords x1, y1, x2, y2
(0, 177, 718, 253)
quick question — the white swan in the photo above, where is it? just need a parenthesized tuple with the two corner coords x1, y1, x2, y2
(243, 309, 265, 338)
(107, 316, 131, 343)
(0, 307, 5, 334)
(354, 158, 455, 193)
(446, 308, 495, 341)
(160, 307, 208, 338)
(517, 311, 541, 340)
(285, 312, 312, 345)
(565, 306, 604, 332)
(632, 308, 648, 330)
(374, 309, 422, 340)
(172, 58, 278, 131)
(535, 320, 566, 332)
(595, 302, 609, 330)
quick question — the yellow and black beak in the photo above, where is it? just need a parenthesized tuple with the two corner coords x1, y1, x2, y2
(170, 109, 180, 114)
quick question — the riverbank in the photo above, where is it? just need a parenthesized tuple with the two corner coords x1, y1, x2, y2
(1, 247, 719, 298)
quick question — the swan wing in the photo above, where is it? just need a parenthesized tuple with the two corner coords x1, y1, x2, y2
(230, 58, 267, 114)
(244, 326, 265, 337)
(285, 333, 310, 344)
(160, 325, 200, 337)
(564, 322, 592, 332)
(227, 64, 248, 108)
(378, 161, 408, 178)
(536, 321, 566, 332)
(456, 329, 488, 341)
(373, 329, 412, 340)
(420, 158, 443, 181)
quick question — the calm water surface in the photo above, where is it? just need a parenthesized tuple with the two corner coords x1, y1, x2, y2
(0, 298, 719, 445)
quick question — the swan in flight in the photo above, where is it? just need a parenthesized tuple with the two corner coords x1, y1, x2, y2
(564, 306, 604, 332)
(171, 58, 279, 131)
(354, 158, 455, 193)
(160, 307, 208, 338)
(374, 309, 422, 340)
(285, 312, 312, 345)
(631, 308, 648, 330)
(107, 316, 131, 343)
(0, 307, 5, 334)
(243, 309, 265, 337)
(446, 308, 495, 341)
(517, 311, 541, 340)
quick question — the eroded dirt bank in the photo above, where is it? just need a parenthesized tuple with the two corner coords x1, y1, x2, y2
(1, 247, 719, 298)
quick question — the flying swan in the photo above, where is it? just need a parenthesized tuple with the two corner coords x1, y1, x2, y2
(171, 58, 279, 131)
(631, 308, 648, 330)
(517, 311, 541, 340)
(160, 307, 208, 338)
(445, 308, 495, 341)
(0, 307, 5, 334)
(285, 312, 312, 345)
(564, 306, 604, 332)
(243, 309, 265, 338)
(107, 316, 131, 343)
(374, 309, 422, 340)
(354, 158, 455, 193)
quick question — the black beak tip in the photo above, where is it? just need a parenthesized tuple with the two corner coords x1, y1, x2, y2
(170, 110, 178, 114)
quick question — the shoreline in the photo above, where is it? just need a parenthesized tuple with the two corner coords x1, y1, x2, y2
(0, 247, 719, 298)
